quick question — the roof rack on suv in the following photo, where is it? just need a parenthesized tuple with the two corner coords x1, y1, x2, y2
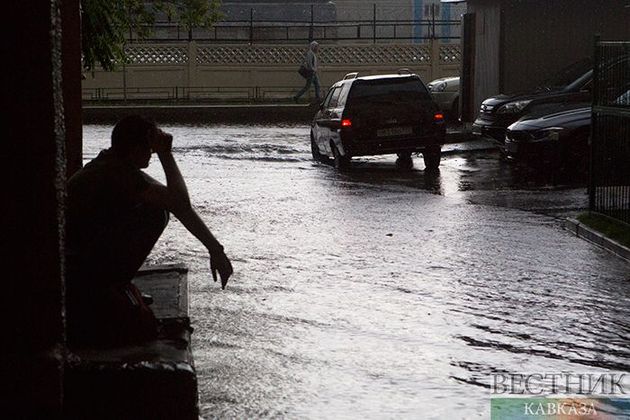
(397, 68, 413, 75)
(343, 72, 359, 80)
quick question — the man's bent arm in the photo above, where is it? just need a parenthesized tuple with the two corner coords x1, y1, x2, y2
(157, 149, 191, 214)
(142, 128, 233, 280)
(149, 150, 223, 254)
(168, 194, 223, 254)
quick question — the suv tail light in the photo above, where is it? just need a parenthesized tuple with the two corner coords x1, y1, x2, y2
(341, 119, 352, 127)
(433, 113, 445, 122)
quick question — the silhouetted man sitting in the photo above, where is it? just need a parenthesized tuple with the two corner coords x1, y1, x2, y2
(66, 115, 232, 346)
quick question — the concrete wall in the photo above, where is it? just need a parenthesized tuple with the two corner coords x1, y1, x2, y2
(83, 41, 462, 101)
(4, 0, 69, 416)
(502, 0, 630, 93)
(465, 0, 630, 113)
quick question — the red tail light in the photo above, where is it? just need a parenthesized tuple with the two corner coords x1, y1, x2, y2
(434, 113, 445, 122)
(341, 119, 352, 127)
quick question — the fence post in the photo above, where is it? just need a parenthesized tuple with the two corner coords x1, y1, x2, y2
(431, 3, 436, 39)
(187, 41, 197, 99)
(249, 8, 254, 44)
(589, 34, 601, 212)
(373, 3, 377, 44)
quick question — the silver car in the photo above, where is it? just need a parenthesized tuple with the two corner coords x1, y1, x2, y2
(427, 76, 460, 118)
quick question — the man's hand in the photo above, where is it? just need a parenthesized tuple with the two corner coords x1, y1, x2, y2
(151, 128, 173, 154)
(210, 247, 233, 289)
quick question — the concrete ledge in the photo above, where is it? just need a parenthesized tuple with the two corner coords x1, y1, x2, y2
(565, 218, 630, 262)
(65, 264, 198, 419)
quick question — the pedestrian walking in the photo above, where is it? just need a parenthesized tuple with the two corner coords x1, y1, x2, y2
(294, 41, 322, 103)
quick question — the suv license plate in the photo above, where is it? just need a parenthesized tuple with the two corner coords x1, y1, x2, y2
(377, 126, 412, 137)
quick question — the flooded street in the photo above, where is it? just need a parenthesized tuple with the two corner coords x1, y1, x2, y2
(84, 124, 630, 419)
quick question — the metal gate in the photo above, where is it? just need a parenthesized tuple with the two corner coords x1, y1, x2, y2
(589, 38, 630, 224)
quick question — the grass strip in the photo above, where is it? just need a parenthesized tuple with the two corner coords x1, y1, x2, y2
(577, 212, 630, 249)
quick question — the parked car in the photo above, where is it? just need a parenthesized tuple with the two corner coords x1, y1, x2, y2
(310, 72, 446, 170)
(473, 58, 593, 142)
(504, 102, 591, 172)
(427, 76, 460, 119)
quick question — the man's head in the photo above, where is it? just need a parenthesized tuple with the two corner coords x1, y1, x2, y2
(111, 115, 156, 168)
(310, 41, 319, 53)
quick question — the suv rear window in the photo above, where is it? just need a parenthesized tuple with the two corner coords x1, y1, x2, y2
(347, 78, 431, 102)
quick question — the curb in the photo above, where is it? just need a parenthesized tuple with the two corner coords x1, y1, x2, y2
(82, 103, 316, 124)
(564, 218, 630, 262)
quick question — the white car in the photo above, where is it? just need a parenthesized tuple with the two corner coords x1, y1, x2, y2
(427, 76, 460, 118)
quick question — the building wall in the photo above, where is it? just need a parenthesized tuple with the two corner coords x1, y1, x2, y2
(332, 0, 414, 42)
(333, 0, 465, 43)
(334, 0, 412, 21)
(467, 0, 501, 110)
(221, 0, 336, 22)
(501, 0, 630, 93)
(152, 1, 336, 42)
(411, 0, 467, 42)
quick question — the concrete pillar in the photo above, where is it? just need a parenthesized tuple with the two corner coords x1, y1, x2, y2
(62, 0, 83, 177)
(2, 0, 69, 415)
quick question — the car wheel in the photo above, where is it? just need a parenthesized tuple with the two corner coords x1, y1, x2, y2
(332, 143, 350, 170)
(396, 152, 414, 170)
(564, 132, 589, 176)
(423, 146, 441, 171)
(311, 135, 330, 164)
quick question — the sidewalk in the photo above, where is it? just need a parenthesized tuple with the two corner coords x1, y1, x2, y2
(565, 217, 630, 262)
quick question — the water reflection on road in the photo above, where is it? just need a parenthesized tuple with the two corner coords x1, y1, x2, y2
(84, 123, 630, 419)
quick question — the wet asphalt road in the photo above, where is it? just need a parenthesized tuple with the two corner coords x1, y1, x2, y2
(83, 124, 630, 419)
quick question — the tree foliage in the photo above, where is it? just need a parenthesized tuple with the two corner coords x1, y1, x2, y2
(158, 0, 222, 34)
(81, 0, 222, 71)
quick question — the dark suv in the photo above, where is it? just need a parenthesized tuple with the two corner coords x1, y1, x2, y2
(310, 72, 446, 170)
